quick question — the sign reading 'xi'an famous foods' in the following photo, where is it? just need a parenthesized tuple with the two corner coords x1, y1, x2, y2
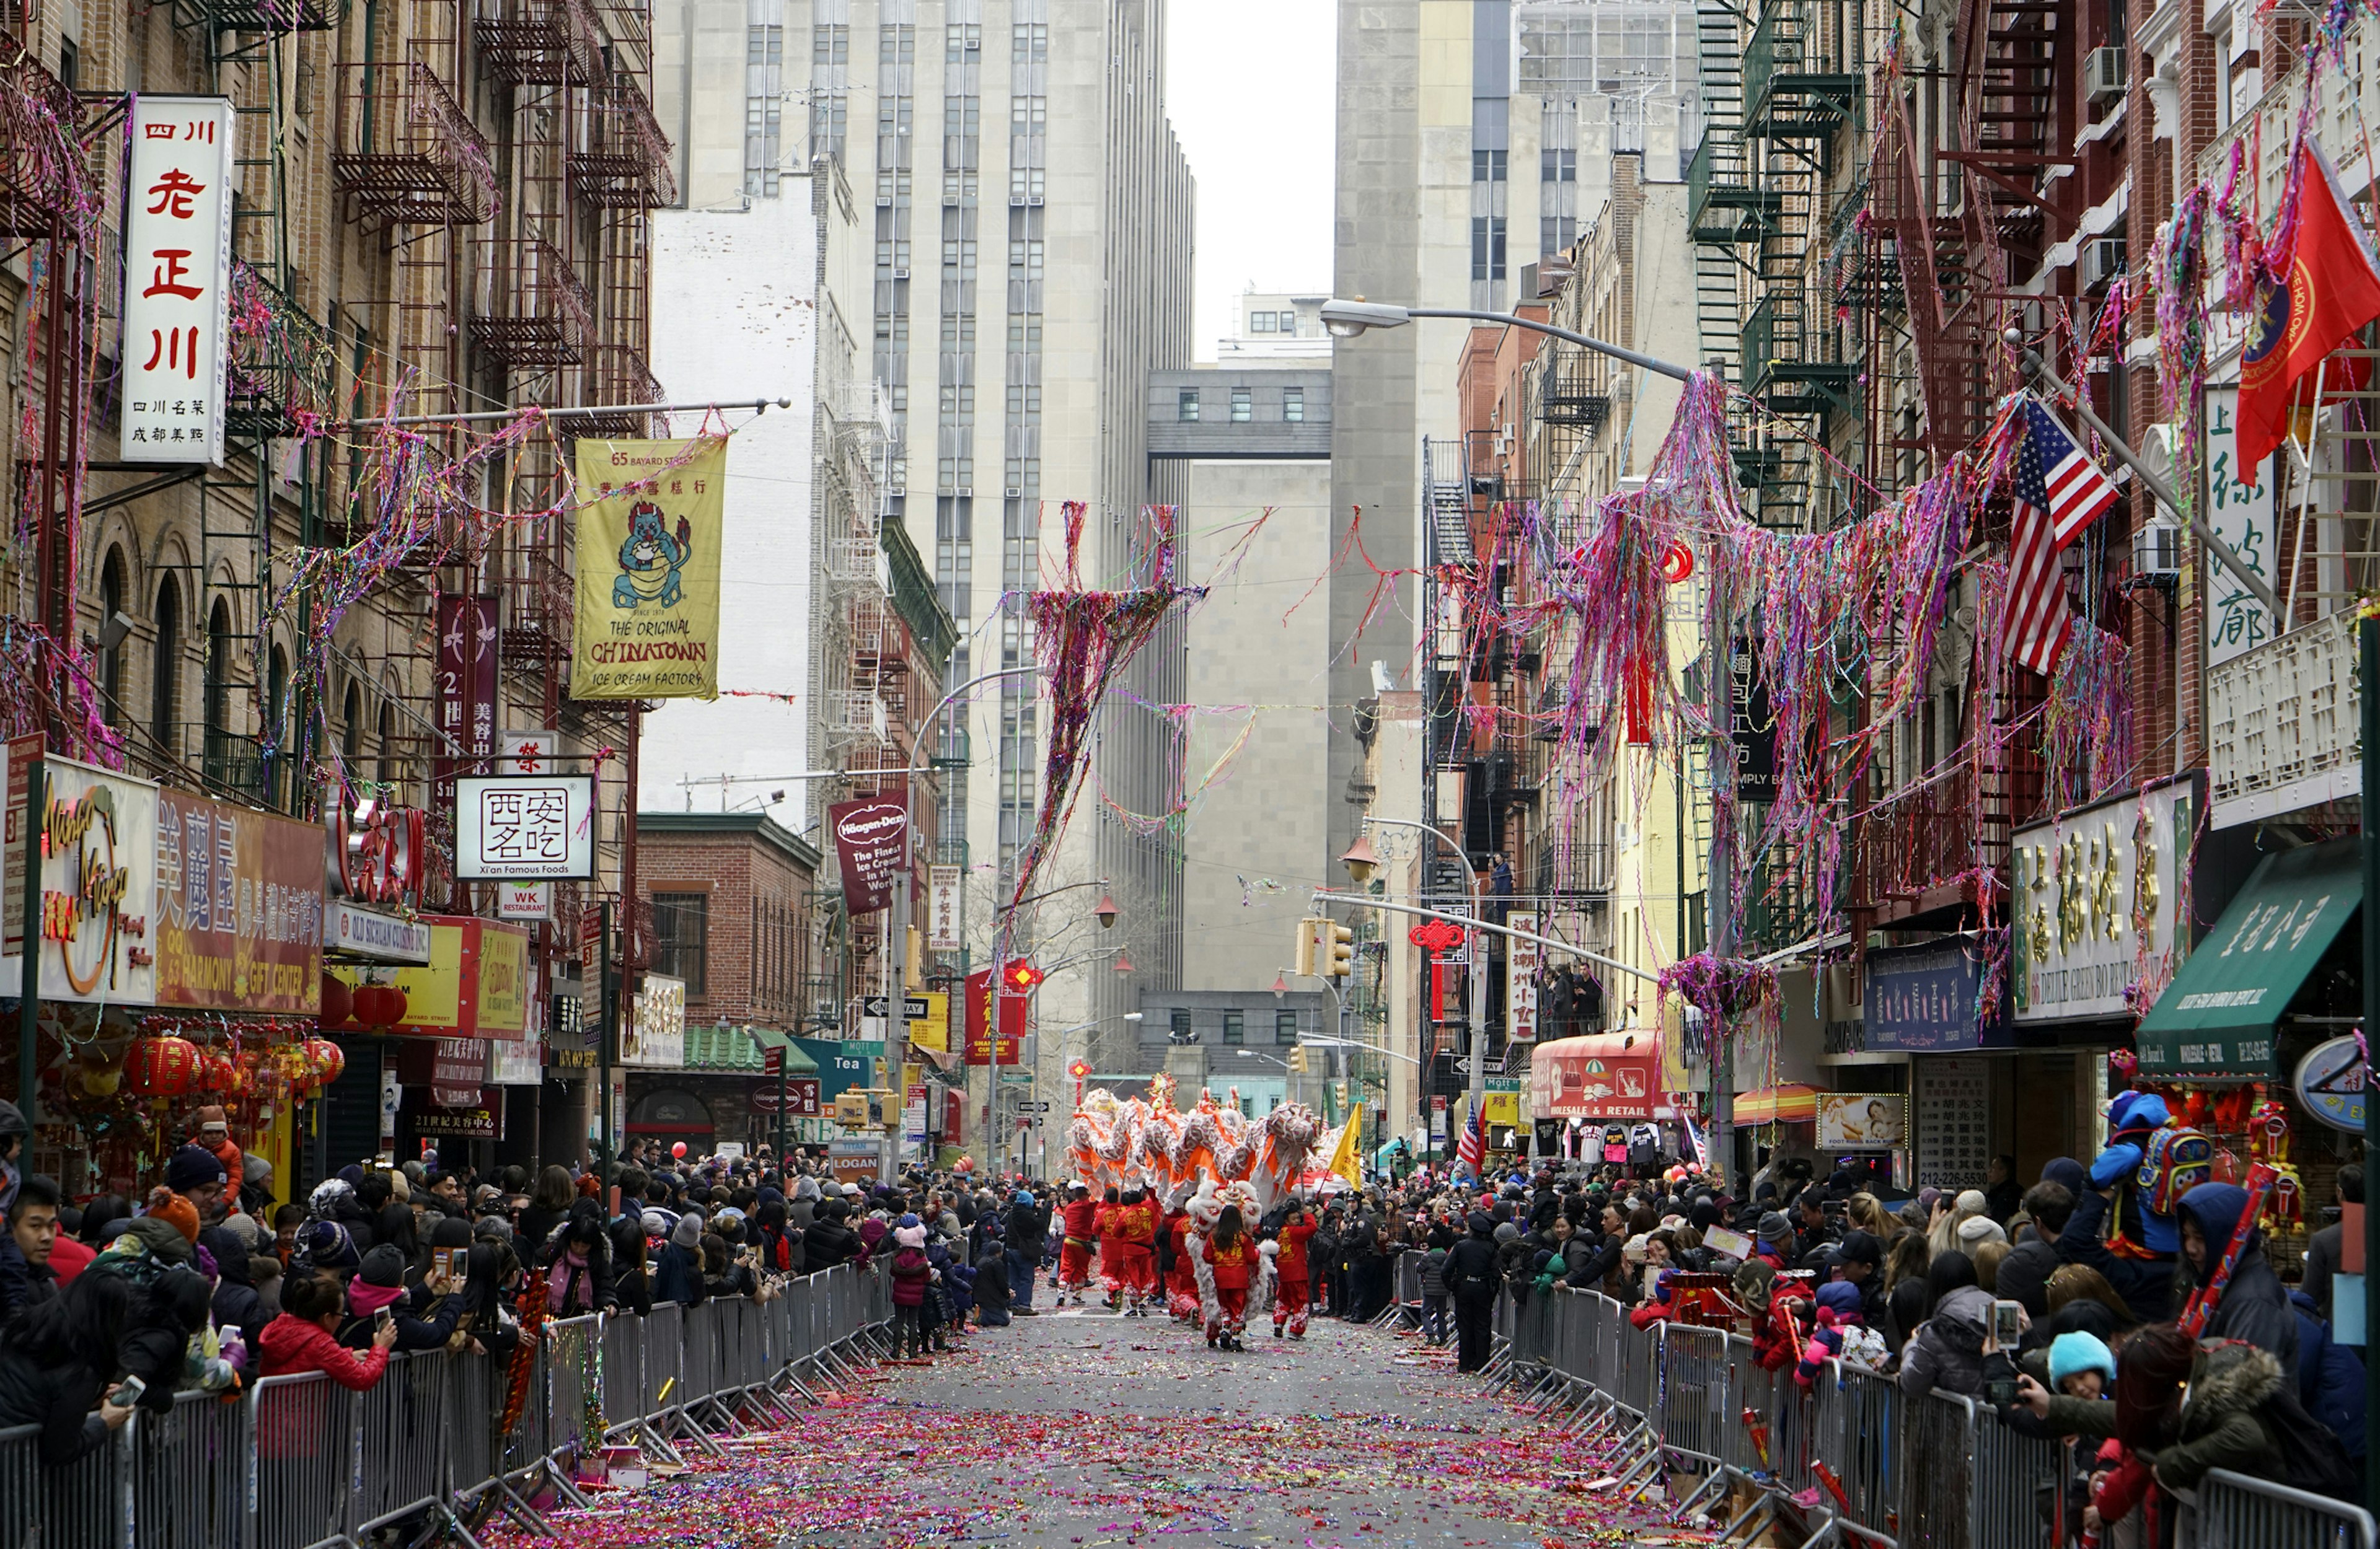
(153, 788, 323, 1013)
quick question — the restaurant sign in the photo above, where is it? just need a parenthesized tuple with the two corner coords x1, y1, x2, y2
(154, 789, 323, 1012)
(2011, 777, 2195, 1025)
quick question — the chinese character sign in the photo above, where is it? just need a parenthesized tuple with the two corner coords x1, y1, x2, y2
(927, 864, 961, 951)
(570, 437, 726, 700)
(433, 594, 499, 794)
(1505, 911, 1540, 1044)
(123, 97, 234, 466)
(454, 776, 594, 879)
(2203, 387, 2278, 669)
(152, 789, 323, 1013)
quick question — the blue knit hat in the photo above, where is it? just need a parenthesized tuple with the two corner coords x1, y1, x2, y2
(2048, 1330, 2115, 1389)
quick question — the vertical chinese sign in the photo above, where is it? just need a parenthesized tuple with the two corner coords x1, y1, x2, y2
(2203, 386, 2278, 669)
(927, 864, 961, 951)
(434, 594, 498, 812)
(1505, 911, 1540, 1045)
(123, 98, 235, 466)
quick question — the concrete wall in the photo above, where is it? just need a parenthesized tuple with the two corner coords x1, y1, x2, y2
(1147, 369, 1333, 459)
(1177, 456, 1335, 991)
(640, 190, 821, 815)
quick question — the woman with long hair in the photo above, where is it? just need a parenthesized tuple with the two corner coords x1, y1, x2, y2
(1202, 1205, 1253, 1351)
(516, 1165, 576, 1255)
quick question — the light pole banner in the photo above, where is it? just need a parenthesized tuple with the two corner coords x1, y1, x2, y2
(1507, 911, 1540, 1043)
(570, 437, 726, 700)
(927, 864, 962, 951)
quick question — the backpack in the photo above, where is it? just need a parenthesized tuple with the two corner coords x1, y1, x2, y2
(2261, 1381, 2362, 1503)
(2138, 1128, 2216, 1215)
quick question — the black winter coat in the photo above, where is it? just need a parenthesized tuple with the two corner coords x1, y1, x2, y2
(1444, 1234, 1502, 1300)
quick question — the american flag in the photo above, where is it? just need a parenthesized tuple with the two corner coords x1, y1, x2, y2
(2006, 395, 2120, 676)
(1455, 1099, 1487, 1177)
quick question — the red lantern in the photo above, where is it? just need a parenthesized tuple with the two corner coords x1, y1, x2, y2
(351, 984, 408, 1029)
(125, 1036, 200, 1097)
(319, 975, 353, 1028)
(302, 1038, 346, 1089)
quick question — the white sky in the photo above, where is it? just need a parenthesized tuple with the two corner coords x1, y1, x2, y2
(1165, 2, 1336, 362)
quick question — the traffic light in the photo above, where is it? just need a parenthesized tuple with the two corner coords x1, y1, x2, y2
(1287, 1046, 1308, 1075)
(1293, 916, 1320, 978)
(1003, 961, 1045, 992)
(1324, 921, 1355, 978)
(905, 926, 924, 989)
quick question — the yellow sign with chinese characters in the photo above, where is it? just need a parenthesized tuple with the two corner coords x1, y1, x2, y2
(570, 437, 725, 700)
(2012, 776, 2195, 1024)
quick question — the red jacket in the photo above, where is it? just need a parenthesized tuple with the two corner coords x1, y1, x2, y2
(1204, 1237, 1251, 1289)
(258, 1314, 389, 1390)
(1753, 1280, 1815, 1372)
(1118, 1202, 1157, 1248)
(1062, 1198, 1100, 1243)
(1276, 1213, 1316, 1277)
(1095, 1202, 1125, 1242)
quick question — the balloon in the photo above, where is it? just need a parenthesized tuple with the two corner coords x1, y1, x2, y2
(671, 1141, 687, 1159)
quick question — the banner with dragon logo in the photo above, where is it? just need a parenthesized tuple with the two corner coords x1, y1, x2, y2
(570, 436, 726, 700)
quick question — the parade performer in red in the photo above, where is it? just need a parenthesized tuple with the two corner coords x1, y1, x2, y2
(1056, 1182, 1099, 1305)
(1269, 1196, 1317, 1339)
(1203, 1203, 1254, 1349)
(1164, 1192, 1200, 1321)
(1095, 1187, 1128, 1308)
(1116, 1188, 1159, 1315)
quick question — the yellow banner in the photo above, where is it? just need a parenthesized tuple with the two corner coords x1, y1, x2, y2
(908, 990, 950, 1054)
(571, 437, 726, 700)
(1329, 1104, 1364, 1188)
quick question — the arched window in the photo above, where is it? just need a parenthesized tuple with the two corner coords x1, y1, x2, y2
(376, 703, 397, 799)
(340, 681, 362, 766)
(151, 578, 180, 758)
(266, 646, 290, 810)
(98, 550, 125, 722)
(203, 598, 233, 786)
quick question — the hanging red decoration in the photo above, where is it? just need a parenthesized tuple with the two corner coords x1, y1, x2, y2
(319, 974, 353, 1027)
(125, 1036, 200, 1097)
(198, 1051, 236, 1094)
(351, 983, 407, 1029)
(302, 1037, 346, 1090)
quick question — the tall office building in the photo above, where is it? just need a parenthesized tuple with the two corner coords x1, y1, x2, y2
(1329, 0, 1698, 867)
(656, 0, 1194, 1074)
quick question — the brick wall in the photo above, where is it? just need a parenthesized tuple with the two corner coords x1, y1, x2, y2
(638, 825, 818, 1030)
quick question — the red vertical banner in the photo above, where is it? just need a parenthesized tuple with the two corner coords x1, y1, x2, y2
(434, 594, 499, 807)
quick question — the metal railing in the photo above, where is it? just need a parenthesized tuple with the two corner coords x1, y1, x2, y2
(1488, 1287, 2375, 1549)
(0, 1258, 891, 1549)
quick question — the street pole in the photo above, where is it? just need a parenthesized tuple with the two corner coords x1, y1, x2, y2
(598, 900, 615, 1181)
(1707, 562, 1735, 1188)
(1465, 910, 1489, 1178)
(2358, 617, 2378, 1526)
(14, 760, 40, 1112)
(883, 870, 902, 1185)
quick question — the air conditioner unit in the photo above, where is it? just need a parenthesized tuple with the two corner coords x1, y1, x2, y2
(1028, 195, 1044, 206)
(1009, 195, 1026, 206)
(2133, 521, 2182, 580)
(2082, 237, 2127, 289)
(956, 485, 973, 497)
(2085, 46, 2127, 101)
(1004, 485, 1023, 498)
(892, 266, 910, 279)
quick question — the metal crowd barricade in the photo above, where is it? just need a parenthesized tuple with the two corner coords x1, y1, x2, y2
(353, 1349, 454, 1535)
(2192, 1467, 2379, 1548)
(1654, 1323, 1729, 1470)
(1721, 1334, 1778, 1477)
(643, 1299, 686, 1415)
(129, 1389, 244, 1549)
(1971, 1402, 2063, 1549)
(498, 1336, 550, 1476)
(540, 1315, 601, 1464)
(601, 1307, 645, 1433)
(249, 1372, 359, 1549)
(1811, 1360, 1900, 1540)
(446, 1346, 496, 1501)
(1900, 1389, 1977, 1549)
(679, 1297, 723, 1405)
(0, 1422, 40, 1549)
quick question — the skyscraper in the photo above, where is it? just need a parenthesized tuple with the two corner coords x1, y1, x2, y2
(655, 0, 1194, 1073)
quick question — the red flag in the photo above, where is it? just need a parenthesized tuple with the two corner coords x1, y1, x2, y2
(2238, 141, 2380, 475)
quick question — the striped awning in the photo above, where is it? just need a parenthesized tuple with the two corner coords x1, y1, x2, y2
(1734, 1083, 1823, 1125)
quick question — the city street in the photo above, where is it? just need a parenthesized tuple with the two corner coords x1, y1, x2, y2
(494, 1314, 1649, 1549)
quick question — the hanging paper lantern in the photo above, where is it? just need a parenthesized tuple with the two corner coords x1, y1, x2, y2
(198, 1050, 236, 1094)
(351, 984, 408, 1029)
(125, 1036, 200, 1097)
(319, 975, 353, 1028)
(302, 1038, 346, 1090)
(80, 1063, 123, 1098)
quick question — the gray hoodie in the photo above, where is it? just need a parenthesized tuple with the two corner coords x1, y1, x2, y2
(1897, 1283, 1996, 1399)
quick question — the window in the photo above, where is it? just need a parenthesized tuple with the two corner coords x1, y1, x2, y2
(1222, 1010, 1244, 1045)
(151, 578, 179, 758)
(339, 681, 361, 764)
(1277, 312, 1300, 334)
(1283, 387, 1304, 423)
(1178, 388, 1199, 422)
(1541, 147, 1577, 183)
(1230, 387, 1251, 423)
(1275, 1010, 1299, 1045)
(1471, 148, 1507, 182)
(376, 704, 397, 799)
(1471, 216, 1507, 281)
(651, 892, 710, 997)
(98, 550, 124, 721)
(1250, 311, 1275, 333)
(1168, 1007, 1196, 1044)
(203, 598, 232, 783)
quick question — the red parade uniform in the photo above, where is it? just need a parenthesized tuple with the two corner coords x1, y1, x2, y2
(1058, 1196, 1100, 1299)
(1095, 1201, 1127, 1296)
(1164, 1211, 1198, 1319)
(1114, 1200, 1158, 1305)
(1204, 1235, 1252, 1343)
(1272, 1210, 1316, 1337)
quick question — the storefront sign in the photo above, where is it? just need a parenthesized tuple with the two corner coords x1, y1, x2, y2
(495, 881, 553, 921)
(152, 789, 323, 1013)
(488, 1036, 543, 1086)
(1913, 1057, 1991, 1190)
(829, 798, 905, 916)
(38, 758, 159, 1004)
(571, 436, 726, 700)
(328, 916, 530, 1036)
(2295, 1037, 2367, 1135)
(405, 1090, 503, 1141)
(963, 967, 1025, 1065)
(619, 972, 685, 1068)
(749, 1077, 822, 1116)
(2012, 778, 2195, 1025)
(1507, 911, 1540, 1044)
(475, 923, 531, 1036)
(433, 594, 498, 799)
(1816, 1093, 1907, 1151)
(826, 1139, 881, 1183)
(796, 1037, 884, 1102)
(928, 864, 962, 951)
(1730, 634, 1779, 805)
(1529, 1033, 1658, 1120)
(1866, 939, 2005, 1052)
(455, 776, 594, 879)
(324, 900, 433, 964)
(1, 735, 32, 959)
(327, 799, 426, 908)
(123, 97, 235, 465)
(431, 1037, 486, 1108)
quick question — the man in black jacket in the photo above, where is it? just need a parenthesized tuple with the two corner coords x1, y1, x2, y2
(1005, 1188, 1047, 1314)
(1442, 1213, 1502, 1372)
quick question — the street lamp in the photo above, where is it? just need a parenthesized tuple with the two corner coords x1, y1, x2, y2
(1339, 833, 1379, 885)
(1319, 298, 1695, 382)
(1094, 893, 1120, 929)
(1271, 971, 1289, 1000)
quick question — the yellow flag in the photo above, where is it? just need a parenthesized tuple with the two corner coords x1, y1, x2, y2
(571, 436, 726, 700)
(1329, 1104, 1365, 1187)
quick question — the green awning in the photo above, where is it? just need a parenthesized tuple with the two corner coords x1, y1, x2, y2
(2136, 838, 2361, 1079)
(747, 1027, 819, 1073)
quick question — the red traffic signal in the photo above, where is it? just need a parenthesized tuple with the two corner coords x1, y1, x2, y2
(1003, 961, 1046, 991)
